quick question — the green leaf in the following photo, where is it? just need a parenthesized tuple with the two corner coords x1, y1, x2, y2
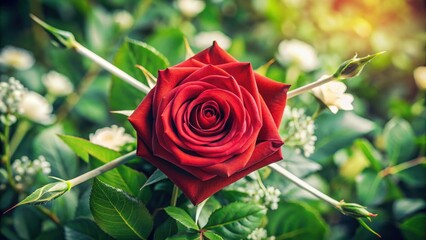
(205, 202, 266, 240)
(90, 179, 153, 240)
(266, 201, 328, 240)
(65, 218, 114, 240)
(194, 197, 221, 228)
(393, 199, 426, 220)
(59, 134, 121, 163)
(51, 190, 79, 222)
(203, 231, 224, 240)
(34, 126, 78, 179)
(400, 214, 426, 240)
(154, 218, 177, 240)
(13, 206, 44, 240)
(110, 38, 168, 111)
(383, 117, 416, 164)
(141, 169, 167, 190)
(166, 232, 200, 240)
(356, 169, 387, 205)
(312, 112, 375, 164)
(280, 146, 322, 177)
(355, 139, 383, 172)
(164, 207, 199, 231)
(89, 157, 150, 203)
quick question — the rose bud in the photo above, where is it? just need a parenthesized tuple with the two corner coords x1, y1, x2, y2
(129, 42, 290, 205)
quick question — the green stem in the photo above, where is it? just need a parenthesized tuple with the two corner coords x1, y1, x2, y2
(9, 120, 31, 156)
(72, 42, 151, 94)
(2, 124, 17, 190)
(379, 157, 426, 177)
(287, 75, 335, 99)
(170, 184, 179, 207)
(36, 205, 61, 226)
(269, 163, 339, 206)
(55, 64, 101, 122)
(68, 151, 136, 187)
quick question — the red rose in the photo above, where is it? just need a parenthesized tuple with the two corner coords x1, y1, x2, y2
(129, 42, 290, 205)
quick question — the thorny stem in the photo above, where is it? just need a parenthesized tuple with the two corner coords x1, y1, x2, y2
(287, 74, 334, 99)
(269, 163, 339, 206)
(72, 42, 151, 94)
(68, 151, 136, 187)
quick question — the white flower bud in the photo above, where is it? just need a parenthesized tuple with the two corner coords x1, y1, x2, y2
(20, 91, 54, 124)
(177, 0, 205, 18)
(89, 125, 135, 151)
(277, 39, 319, 72)
(42, 71, 74, 96)
(113, 10, 134, 30)
(312, 80, 354, 114)
(0, 46, 34, 70)
(413, 66, 426, 90)
(193, 31, 231, 50)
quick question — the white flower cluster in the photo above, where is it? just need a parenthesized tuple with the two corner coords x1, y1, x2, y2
(282, 107, 317, 157)
(0, 77, 26, 125)
(243, 182, 281, 210)
(247, 228, 276, 240)
(113, 10, 134, 30)
(0, 46, 34, 70)
(90, 125, 135, 151)
(12, 156, 51, 185)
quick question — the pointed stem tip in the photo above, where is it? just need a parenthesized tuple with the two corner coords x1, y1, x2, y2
(30, 14, 76, 49)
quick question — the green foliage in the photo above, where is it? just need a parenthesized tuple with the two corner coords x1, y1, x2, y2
(400, 214, 426, 240)
(204, 202, 267, 239)
(267, 201, 328, 240)
(89, 179, 153, 240)
(110, 38, 169, 111)
(64, 218, 113, 240)
(383, 118, 416, 164)
(59, 134, 121, 163)
(165, 207, 200, 230)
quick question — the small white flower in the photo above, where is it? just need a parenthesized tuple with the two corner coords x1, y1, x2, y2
(42, 71, 74, 96)
(90, 125, 135, 151)
(0, 46, 34, 70)
(193, 31, 232, 50)
(277, 39, 319, 72)
(312, 80, 354, 114)
(177, 0, 206, 18)
(113, 10, 134, 30)
(20, 91, 54, 124)
(281, 107, 317, 157)
(413, 66, 426, 90)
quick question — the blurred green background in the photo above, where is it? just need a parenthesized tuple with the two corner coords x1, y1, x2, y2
(0, 0, 425, 239)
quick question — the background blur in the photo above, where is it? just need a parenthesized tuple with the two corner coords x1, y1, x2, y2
(0, 0, 425, 239)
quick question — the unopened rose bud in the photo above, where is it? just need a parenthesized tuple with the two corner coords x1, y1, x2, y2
(30, 14, 76, 49)
(333, 52, 385, 79)
(337, 201, 378, 219)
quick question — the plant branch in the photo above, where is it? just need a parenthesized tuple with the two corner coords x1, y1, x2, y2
(72, 42, 151, 94)
(269, 163, 339, 206)
(68, 151, 136, 187)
